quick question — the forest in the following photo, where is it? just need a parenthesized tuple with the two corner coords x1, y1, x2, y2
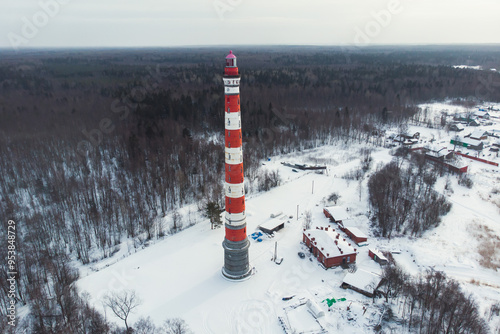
(1, 46, 500, 333)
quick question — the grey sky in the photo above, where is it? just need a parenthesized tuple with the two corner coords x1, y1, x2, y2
(1, 0, 499, 49)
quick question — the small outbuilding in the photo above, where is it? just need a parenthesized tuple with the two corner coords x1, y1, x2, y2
(344, 227, 368, 245)
(341, 269, 383, 298)
(303, 228, 357, 268)
(323, 206, 350, 225)
(259, 219, 285, 235)
(368, 248, 388, 265)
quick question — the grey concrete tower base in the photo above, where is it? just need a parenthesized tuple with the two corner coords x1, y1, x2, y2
(222, 234, 251, 280)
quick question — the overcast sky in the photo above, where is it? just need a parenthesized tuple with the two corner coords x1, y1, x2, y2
(1, 0, 499, 49)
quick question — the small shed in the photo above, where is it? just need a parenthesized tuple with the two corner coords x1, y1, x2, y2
(259, 219, 285, 235)
(368, 248, 388, 265)
(341, 269, 383, 298)
(344, 227, 368, 245)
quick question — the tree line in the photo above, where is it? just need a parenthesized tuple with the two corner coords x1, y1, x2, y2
(380, 266, 490, 333)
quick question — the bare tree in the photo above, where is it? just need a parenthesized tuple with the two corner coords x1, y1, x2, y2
(103, 290, 142, 331)
(303, 210, 313, 230)
(134, 316, 157, 334)
(161, 318, 192, 334)
(171, 209, 182, 234)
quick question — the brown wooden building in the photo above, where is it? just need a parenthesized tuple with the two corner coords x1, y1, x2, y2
(303, 228, 357, 268)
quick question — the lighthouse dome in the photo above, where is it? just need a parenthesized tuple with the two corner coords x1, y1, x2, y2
(225, 50, 237, 68)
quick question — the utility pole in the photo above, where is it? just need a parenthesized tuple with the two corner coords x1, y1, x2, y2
(273, 242, 277, 262)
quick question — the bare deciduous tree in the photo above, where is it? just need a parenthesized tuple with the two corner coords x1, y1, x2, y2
(161, 318, 192, 334)
(103, 290, 142, 331)
(303, 210, 313, 230)
(134, 316, 157, 334)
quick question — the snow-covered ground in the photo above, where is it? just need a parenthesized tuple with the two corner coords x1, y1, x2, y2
(77, 102, 500, 333)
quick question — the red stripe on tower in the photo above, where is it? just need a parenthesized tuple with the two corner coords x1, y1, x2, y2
(222, 51, 252, 280)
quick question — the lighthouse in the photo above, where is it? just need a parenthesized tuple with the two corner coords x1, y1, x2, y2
(222, 51, 252, 280)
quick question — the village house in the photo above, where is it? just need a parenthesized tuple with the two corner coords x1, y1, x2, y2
(424, 145, 450, 161)
(449, 123, 465, 132)
(468, 119, 481, 127)
(411, 146, 468, 174)
(450, 136, 484, 150)
(303, 228, 357, 268)
(469, 129, 488, 141)
(474, 110, 490, 119)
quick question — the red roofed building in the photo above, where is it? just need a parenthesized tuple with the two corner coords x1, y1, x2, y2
(303, 228, 357, 268)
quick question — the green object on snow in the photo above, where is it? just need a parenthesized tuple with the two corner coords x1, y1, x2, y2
(322, 297, 346, 307)
(322, 298, 336, 307)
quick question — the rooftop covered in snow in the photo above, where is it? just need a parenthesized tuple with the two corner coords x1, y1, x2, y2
(342, 269, 383, 297)
(304, 228, 356, 258)
(324, 206, 350, 222)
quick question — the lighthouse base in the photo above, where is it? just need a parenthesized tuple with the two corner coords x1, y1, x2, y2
(222, 238, 252, 280)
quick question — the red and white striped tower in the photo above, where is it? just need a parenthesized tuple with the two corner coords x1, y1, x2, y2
(222, 51, 251, 280)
